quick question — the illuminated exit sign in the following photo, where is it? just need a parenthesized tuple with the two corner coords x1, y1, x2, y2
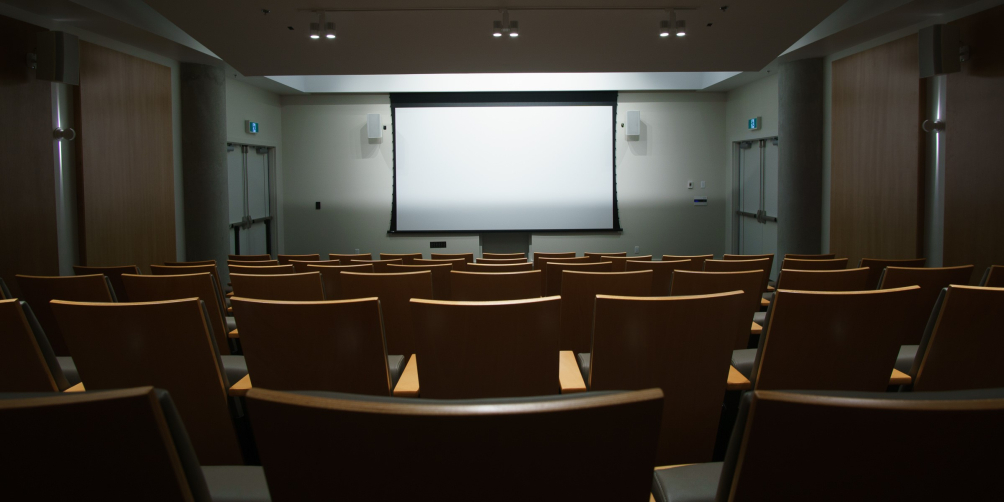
(748, 117, 761, 131)
(245, 120, 259, 134)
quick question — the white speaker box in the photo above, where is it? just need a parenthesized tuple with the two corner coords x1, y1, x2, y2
(367, 113, 382, 139)
(626, 110, 641, 136)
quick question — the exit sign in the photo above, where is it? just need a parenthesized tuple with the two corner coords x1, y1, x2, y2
(748, 117, 762, 131)
(245, 120, 259, 134)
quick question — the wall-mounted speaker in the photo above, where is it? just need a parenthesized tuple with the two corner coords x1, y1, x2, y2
(626, 110, 641, 136)
(36, 31, 80, 85)
(367, 113, 382, 139)
(919, 24, 960, 78)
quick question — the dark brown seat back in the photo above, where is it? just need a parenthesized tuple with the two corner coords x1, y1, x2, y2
(859, 257, 927, 289)
(465, 262, 533, 273)
(230, 272, 324, 301)
(415, 258, 466, 271)
(308, 264, 374, 300)
(227, 264, 295, 276)
(669, 270, 763, 350)
(430, 252, 475, 263)
(122, 272, 231, 354)
(546, 262, 612, 296)
(705, 258, 772, 293)
(0, 299, 64, 391)
(879, 265, 975, 344)
(72, 265, 140, 301)
(15, 275, 114, 356)
(775, 268, 870, 292)
(779, 258, 848, 271)
(278, 254, 320, 265)
(663, 254, 713, 272)
(228, 254, 271, 261)
(340, 271, 433, 356)
(388, 263, 454, 300)
(329, 253, 373, 264)
(585, 252, 626, 262)
(625, 260, 690, 296)
(410, 297, 561, 399)
(349, 259, 404, 273)
(605, 255, 652, 272)
(559, 271, 653, 353)
(481, 252, 525, 259)
(450, 271, 542, 301)
(379, 253, 423, 264)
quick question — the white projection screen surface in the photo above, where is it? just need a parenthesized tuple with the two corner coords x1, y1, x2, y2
(391, 96, 619, 232)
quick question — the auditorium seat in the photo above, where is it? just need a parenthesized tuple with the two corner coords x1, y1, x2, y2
(430, 252, 475, 262)
(379, 252, 423, 264)
(651, 388, 1004, 502)
(51, 298, 247, 465)
(465, 262, 533, 273)
(247, 387, 661, 501)
(228, 297, 405, 397)
(230, 272, 324, 302)
(329, 252, 373, 264)
(0, 277, 9, 299)
(559, 270, 652, 353)
(663, 254, 714, 272)
(415, 257, 467, 271)
(858, 257, 927, 289)
(783, 253, 836, 260)
(122, 272, 240, 376)
(605, 255, 652, 272)
(545, 261, 612, 296)
(73, 265, 139, 301)
(878, 265, 974, 372)
(152, 264, 227, 301)
(0, 386, 269, 501)
(229, 253, 271, 261)
(625, 259, 690, 296)
(979, 265, 1004, 287)
(778, 257, 848, 271)
(532, 252, 576, 263)
(15, 274, 115, 356)
(349, 258, 403, 273)
(226, 259, 279, 267)
(774, 267, 870, 292)
(476, 257, 527, 263)
(906, 286, 1004, 391)
(166, 259, 217, 266)
(291, 259, 346, 273)
(0, 299, 77, 391)
(579, 291, 748, 465)
(669, 270, 763, 350)
(707, 257, 772, 295)
(732, 287, 921, 392)
(308, 263, 374, 300)
(277, 253, 320, 265)
(388, 263, 454, 300)
(481, 252, 525, 259)
(585, 251, 626, 262)
(228, 264, 294, 276)
(449, 270, 542, 301)
(399, 296, 582, 398)
(535, 256, 590, 288)
(340, 271, 433, 356)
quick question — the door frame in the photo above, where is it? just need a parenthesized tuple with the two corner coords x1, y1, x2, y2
(227, 142, 278, 257)
(731, 136, 779, 255)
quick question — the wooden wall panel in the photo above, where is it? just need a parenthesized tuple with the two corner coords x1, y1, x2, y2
(944, 4, 1004, 283)
(830, 35, 924, 267)
(76, 42, 175, 272)
(0, 15, 59, 296)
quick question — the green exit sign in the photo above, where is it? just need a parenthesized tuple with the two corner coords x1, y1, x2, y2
(748, 117, 761, 131)
(245, 120, 259, 134)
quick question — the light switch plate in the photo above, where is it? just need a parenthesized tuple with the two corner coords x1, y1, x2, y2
(354, 248, 360, 254)
(634, 245, 640, 254)
(700, 181, 706, 189)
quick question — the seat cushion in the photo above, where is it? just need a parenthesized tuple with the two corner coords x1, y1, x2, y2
(651, 462, 722, 502)
(387, 355, 406, 388)
(226, 316, 237, 332)
(56, 357, 81, 386)
(221, 355, 249, 386)
(762, 292, 774, 303)
(753, 311, 766, 325)
(896, 345, 919, 374)
(201, 466, 271, 502)
(731, 349, 757, 379)
(576, 353, 591, 390)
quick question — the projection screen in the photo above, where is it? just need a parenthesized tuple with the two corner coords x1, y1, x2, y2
(390, 92, 620, 232)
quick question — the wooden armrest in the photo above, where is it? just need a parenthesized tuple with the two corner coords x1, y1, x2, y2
(63, 382, 86, 393)
(889, 368, 911, 386)
(559, 350, 587, 394)
(229, 374, 252, 397)
(228, 329, 239, 339)
(767, 285, 775, 292)
(751, 321, 762, 335)
(727, 365, 751, 391)
(760, 298, 769, 308)
(393, 355, 420, 397)
(227, 306, 233, 315)
(226, 292, 234, 297)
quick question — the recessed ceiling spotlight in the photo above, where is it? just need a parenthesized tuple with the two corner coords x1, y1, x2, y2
(509, 20, 519, 37)
(325, 21, 336, 39)
(309, 21, 320, 39)
(493, 20, 502, 37)
(676, 19, 686, 37)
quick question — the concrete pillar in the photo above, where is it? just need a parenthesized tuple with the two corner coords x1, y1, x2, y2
(180, 64, 229, 279)
(778, 58, 824, 256)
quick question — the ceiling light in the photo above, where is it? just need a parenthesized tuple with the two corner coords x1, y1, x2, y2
(509, 20, 519, 37)
(659, 20, 670, 37)
(493, 20, 502, 37)
(325, 22, 336, 39)
(309, 22, 320, 39)
(676, 20, 686, 37)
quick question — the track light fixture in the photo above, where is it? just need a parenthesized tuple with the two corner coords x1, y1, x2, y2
(676, 19, 686, 37)
(494, 10, 518, 38)
(661, 9, 687, 38)
(659, 20, 670, 37)
(308, 11, 336, 40)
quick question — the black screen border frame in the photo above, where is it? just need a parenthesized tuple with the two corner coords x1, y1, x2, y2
(388, 91, 622, 234)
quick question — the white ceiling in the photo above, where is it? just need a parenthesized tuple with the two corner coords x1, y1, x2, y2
(141, 0, 848, 76)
